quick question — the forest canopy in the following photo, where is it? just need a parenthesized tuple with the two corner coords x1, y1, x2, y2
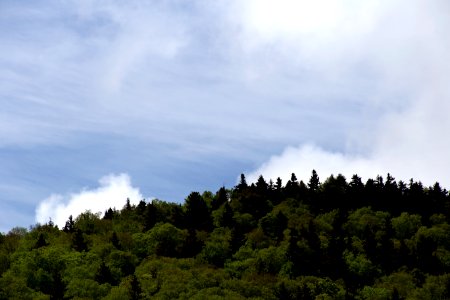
(0, 171, 449, 299)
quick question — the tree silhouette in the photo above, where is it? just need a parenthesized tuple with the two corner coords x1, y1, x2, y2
(212, 187, 228, 211)
(185, 192, 211, 231)
(237, 173, 248, 190)
(63, 215, 75, 233)
(308, 170, 320, 192)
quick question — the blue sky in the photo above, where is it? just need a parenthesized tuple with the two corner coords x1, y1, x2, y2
(1, 0, 450, 231)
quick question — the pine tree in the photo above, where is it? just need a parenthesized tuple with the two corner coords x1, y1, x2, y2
(256, 175, 268, 193)
(308, 170, 320, 192)
(276, 177, 282, 190)
(144, 202, 157, 231)
(125, 198, 132, 210)
(221, 201, 234, 229)
(103, 208, 115, 220)
(212, 187, 228, 211)
(111, 231, 121, 249)
(185, 192, 211, 231)
(63, 215, 75, 233)
(95, 262, 115, 285)
(129, 275, 142, 300)
(35, 233, 49, 249)
(237, 174, 248, 190)
(72, 229, 87, 252)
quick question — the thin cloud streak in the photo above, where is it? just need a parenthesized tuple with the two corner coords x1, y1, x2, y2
(0, 0, 449, 231)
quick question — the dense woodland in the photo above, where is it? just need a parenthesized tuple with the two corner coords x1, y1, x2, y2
(0, 171, 449, 299)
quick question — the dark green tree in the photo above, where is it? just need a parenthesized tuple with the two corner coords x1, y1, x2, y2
(237, 173, 248, 190)
(63, 215, 75, 233)
(184, 192, 211, 231)
(103, 208, 115, 220)
(72, 229, 88, 252)
(212, 187, 228, 211)
(256, 175, 269, 194)
(144, 201, 158, 231)
(34, 233, 49, 249)
(111, 231, 121, 249)
(308, 170, 320, 192)
(129, 275, 142, 300)
(95, 261, 115, 285)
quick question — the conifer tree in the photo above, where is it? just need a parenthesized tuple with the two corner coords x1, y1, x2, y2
(95, 262, 115, 285)
(212, 187, 228, 211)
(63, 215, 75, 233)
(237, 173, 248, 190)
(72, 229, 87, 252)
(308, 170, 320, 192)
(185, 192, 211, 231)
(34, 233, 48, 249)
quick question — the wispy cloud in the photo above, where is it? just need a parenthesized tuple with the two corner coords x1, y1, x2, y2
(35, 173, 144, 228)
(1, 0, 449, 231)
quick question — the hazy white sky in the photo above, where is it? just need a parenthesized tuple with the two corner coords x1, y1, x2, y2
(0, 0, 449, 232)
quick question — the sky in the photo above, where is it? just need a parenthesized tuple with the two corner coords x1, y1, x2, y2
(1, 0, 449, 231)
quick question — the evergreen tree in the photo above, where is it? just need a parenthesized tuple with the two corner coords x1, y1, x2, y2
(125, 198, 132, 210)
(348, 174, 364, 208)
(50, 271, 65, 300)
(212, 187, 228, 211)
(136, 200, 146, 216)
(237, 174, 248, 190)
(308, 170, 320, 192)
(111, 231, 121, 249)
(276, 177, 283, 190)
(144, 202, 157, 231)
(221, 201, 234, 229)
(256, 175, 268, 194)
(185, 192, 211, 231)
(285, 173, 300, 199)
(129, 275, 142, 300)
(103, 208, 115, 220)
(72, 229, 88, 252)
(63, 215, 75, 233)
(95, 262, 115, 285)
(34, 233, 48, 249)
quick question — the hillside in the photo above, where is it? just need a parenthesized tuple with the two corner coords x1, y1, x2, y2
(0, 171, 449, 299)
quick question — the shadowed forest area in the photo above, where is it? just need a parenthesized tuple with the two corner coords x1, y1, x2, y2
(0, 171, 449, 299)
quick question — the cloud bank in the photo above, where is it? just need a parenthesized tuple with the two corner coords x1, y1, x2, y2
(35, 174, 144, 228)
(243, 0, 450, 187)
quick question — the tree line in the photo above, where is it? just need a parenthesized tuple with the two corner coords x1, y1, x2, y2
(0, 170, 449, 299)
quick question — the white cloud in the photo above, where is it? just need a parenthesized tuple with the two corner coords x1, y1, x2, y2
(247, 139, 449, 188)
(246, 0, 450, 188)
(35, 173, 144, 228)
(247, 144, 380, 184)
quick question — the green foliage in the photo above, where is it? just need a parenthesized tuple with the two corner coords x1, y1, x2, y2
(375, 270, 417, 299)
(254, 246, 286, 274)
(357, 286, 391, 300)
(259, 211, 287, 242)
(133, 222, 187, 258)
(0, 171, 449, 298)
(391, 212, 422, 239)
(275, 277, 345, 300)
(199, 227, 232, 267)
(344, 251, 378, 280)
(344, 207, 390, 239)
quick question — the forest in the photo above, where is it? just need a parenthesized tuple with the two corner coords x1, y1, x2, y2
(0, 171, 449, 299)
